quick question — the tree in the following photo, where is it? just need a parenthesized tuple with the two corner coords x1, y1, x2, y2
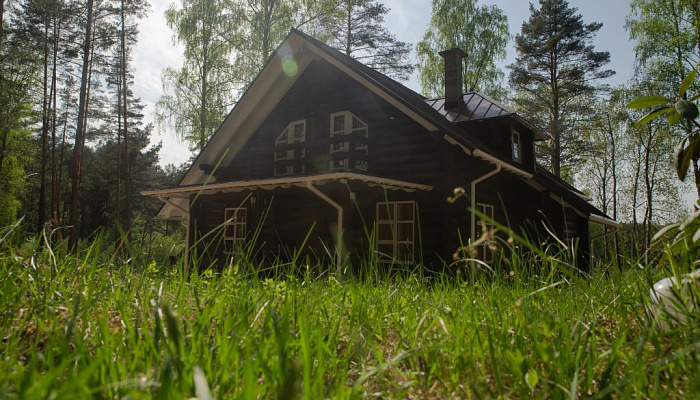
(157, 0, 235, 152)
(417, 0, 508, 99)
(0, 33, 39, 225)
(324, 0, 413, 81)
(627, 0, 700, 84)
(509, 0, 614, 178)
(217, 0, 334, 89)
(626, 0, 700, 199)
(68, 0, 94, 251)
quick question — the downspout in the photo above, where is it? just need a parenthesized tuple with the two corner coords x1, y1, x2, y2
(158, 194, 191, 272)
(306, 181, 343, 275)
(470, 165, 502, 245)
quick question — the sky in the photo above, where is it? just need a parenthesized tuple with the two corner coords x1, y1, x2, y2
(132, 0, 638, 168)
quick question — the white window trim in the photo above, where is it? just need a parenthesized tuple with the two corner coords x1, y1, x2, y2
(476, 203, 495, 264)
(275, 119, 306, 146)
(329, 111, 369, 170)
(224, 207, 247, 251)
(512, 130, 522, 163)
(376, 201, 415, 265)
(274, 120, 306, 176)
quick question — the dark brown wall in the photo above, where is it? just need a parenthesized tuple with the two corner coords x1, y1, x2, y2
(189, 58, 591, 271)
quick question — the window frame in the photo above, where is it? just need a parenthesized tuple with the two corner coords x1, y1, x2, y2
(274, 119, 306, 176)
(375, 201, 416, 265)
(329, 111, 369, 170)
(476, 203, 495, 264)
(512, 130, 522, 163)
(224, 207, 247, 252)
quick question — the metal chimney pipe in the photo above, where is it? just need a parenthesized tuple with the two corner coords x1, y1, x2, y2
(439, 48, 466, 111)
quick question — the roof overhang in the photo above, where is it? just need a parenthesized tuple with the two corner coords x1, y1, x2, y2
(589, 214, 620, 228)
(144, 172, 433, 220)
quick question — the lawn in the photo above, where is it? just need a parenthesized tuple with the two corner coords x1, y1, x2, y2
(0, 223, 698, 399)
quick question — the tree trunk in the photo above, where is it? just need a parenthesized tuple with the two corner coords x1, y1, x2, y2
(121, 0, 131, 234)
(68, 0, 94, 252)
(51, 16, 60, 231)
(39, 20, 50, 235)
(116, 58, 122, 233)
(0, 0, 5, 44)
(607, 113, 621, 269)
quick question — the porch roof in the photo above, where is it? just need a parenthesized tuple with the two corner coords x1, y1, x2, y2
(142, 171, 433, 220)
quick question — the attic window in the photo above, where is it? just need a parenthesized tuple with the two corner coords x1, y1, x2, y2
(274, 120, 306, 176)
(329, 111, 368, 171)
(512, 130, 522, 163)
(275, 120, 306, 147)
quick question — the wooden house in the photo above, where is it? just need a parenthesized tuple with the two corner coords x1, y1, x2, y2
(143, 29, 617, 272)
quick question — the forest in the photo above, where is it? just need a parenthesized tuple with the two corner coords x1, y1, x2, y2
(0, 0, 698, 258)
(0, 1, 699, 398)
(0, 0, 697, 254)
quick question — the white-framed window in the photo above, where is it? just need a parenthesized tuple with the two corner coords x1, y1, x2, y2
(274, 165, 294, 177)
(330, 111, 368, 155)
(224, 207, 247, 251)
(476, 203, 495, 263)
(274, 120, 306, 176)
(275, 120, 306, 146)
(354, 159, 368, 171)
(376, 201, 415, 265)
(512, 130, 522, 162)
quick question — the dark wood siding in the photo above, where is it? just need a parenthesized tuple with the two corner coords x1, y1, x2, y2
(186, 57, 592, 272)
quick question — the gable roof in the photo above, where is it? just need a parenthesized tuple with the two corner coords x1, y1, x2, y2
(149, 28, 613, 225)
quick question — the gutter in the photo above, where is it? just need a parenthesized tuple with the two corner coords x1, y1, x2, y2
(473, 149, 533, 179)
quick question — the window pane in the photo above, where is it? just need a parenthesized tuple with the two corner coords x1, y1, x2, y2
(377, 243, 394, 259)
(225, 225, 235, 238)
(397, 203, 414, 221)
(395, 244, 413, 261)
(294, 123, 305, 141)
(377, 223, 393, 241)
(235, 224, 246, 238)
(333, 115, 345, 132)
(352, 116, 365, 129)
(377, 203, 394, 220)
(396, 222, 413, 242)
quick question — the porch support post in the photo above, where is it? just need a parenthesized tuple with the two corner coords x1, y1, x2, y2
(306, 181, 343, 275)
(158, 194, 191, 273)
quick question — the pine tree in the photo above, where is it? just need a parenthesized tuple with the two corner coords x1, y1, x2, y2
(509, 0, 614, 178)
(324, 0, 413, 81)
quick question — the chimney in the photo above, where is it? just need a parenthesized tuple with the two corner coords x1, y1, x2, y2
(439, 48, 466, 111)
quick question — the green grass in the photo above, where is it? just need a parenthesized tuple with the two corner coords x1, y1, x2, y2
(0, 222, 698, 399)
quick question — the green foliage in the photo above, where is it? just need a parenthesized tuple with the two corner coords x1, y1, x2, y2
(627, 66, 700, 191)
(0, 225, 698, 398)
(626, 0, 700, 88)
(0, 30, 39, 226)
(157, 0, 235, 152)
(416, 0, 508, 100)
